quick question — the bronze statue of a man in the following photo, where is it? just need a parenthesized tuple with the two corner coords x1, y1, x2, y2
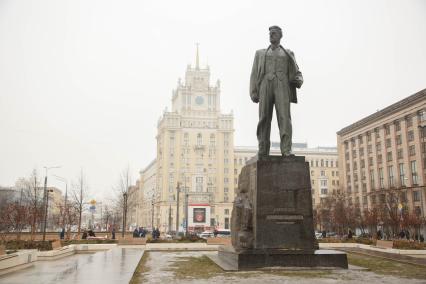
(250, 26, 303, 157)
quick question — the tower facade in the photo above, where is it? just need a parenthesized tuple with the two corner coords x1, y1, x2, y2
(154, 51, 235, 232)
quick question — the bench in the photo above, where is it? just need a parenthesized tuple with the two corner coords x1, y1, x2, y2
(376, 240, 394, 249)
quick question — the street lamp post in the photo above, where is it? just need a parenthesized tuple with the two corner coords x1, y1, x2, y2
(185, 192, 189, 236)
(176, 182, 180, 235)
(168, 204, 172, 233)
(151, 199, 154, 231)
(42, 166, 61, 241)
(122, 192, 128, 238)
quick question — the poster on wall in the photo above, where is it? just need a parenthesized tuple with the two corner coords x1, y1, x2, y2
(193, 208, 206, 223)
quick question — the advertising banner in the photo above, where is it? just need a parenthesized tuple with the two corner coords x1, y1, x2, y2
(193, 208, 206, 223)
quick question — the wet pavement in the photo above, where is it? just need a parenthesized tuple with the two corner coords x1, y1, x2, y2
(0, 247, 144, 284)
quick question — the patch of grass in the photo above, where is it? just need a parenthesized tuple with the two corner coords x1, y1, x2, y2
(347, 252, 426, 280)
(167, 255, 224, 279)
(167, 255, 333, 280)
(130, 251, 151, 284)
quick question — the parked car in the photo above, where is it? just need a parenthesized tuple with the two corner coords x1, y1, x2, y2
(214, 229, 231, 237)
(326, 232, 337, 237)
(315, 232, 323, 239)
(198, 231, 214, 239)
(162, 233, 173, 240)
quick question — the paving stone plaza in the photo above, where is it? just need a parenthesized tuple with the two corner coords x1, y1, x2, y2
(1, 243, 426, 283)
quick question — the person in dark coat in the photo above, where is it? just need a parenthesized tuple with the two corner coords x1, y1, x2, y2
(153, 228, 160, 240)
(60, 228, 65, 240)
(133, 228, 139, 238)
(82, 230, 88, 240)
(348, 230, 353, 239)
(112, 228, 116, 240)
(377, 230, 382, 240)
(140, 227, 146, 238)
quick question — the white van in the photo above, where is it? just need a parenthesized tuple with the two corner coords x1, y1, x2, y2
(215, 229, 231, 237)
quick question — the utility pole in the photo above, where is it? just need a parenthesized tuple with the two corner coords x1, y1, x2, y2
(42, 166, 61, 241)
(168, 204, 172, 233)
(151, 199, 154, 231)
(42, 174, 48, 241)
(185, 192, 189, 236)
(176, 182, 180, 235)
(122, 192, 128, 237)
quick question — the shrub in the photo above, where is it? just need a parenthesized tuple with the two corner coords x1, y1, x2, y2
(2, 240, 53, 251)
(61, 239, 117, 246)
(146, 235, 206, 243)
(317, 237, 374, 245)
(393, 240, 426, 250)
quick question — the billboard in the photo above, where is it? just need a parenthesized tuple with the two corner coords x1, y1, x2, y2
(193, 208, 206, 223)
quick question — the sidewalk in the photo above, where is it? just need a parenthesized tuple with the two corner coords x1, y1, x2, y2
(0, 247, 144, 284)
(319, 243, 426, 267)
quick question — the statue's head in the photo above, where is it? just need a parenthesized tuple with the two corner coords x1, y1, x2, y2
(269, 25, 282, 45)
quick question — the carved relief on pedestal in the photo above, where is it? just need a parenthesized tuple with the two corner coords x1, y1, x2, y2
(231, 166, 254, 249)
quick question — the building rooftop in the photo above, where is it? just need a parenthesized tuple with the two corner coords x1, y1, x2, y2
(337, 88, 426, 136)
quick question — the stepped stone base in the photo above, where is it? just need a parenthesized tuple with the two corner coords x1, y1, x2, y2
(215, 246, 348, 270)
(220, 155, 348, 270)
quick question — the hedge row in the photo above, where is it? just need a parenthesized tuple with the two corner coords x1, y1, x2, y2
(1, 240, 53, 251)
(61, 239, 118, 246)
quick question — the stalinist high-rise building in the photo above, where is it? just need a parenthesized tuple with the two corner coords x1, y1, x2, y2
(139, 48, 235, 233)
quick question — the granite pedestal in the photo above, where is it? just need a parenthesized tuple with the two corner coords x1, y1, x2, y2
(215, 155, 347, 270)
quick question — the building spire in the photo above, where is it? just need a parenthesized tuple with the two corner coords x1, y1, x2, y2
(195, 43, 200, 69)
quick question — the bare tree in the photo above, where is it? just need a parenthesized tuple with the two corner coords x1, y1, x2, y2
(71, 169, 89, 236)
(52, 200, 78, 240)
(0, 193, 14, 241)
(26, 169, 43, 240)
(364, 207, 379, 237)
(402, 209, 425, 240)
(382, 191, 402, 237)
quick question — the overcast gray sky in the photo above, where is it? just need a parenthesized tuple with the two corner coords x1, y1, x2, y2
(1, 0, 425, 200)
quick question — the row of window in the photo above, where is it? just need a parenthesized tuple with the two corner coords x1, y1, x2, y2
(349, 133, 416, 155)
(309, 159, 338, 168)
(347, 160, 419, 190)
(347, 146, 419, 171)
(311, 170, 339, 177)
(344, 110, 425, 149)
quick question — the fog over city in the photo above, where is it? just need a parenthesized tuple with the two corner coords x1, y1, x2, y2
(1, 0, 425, 199)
